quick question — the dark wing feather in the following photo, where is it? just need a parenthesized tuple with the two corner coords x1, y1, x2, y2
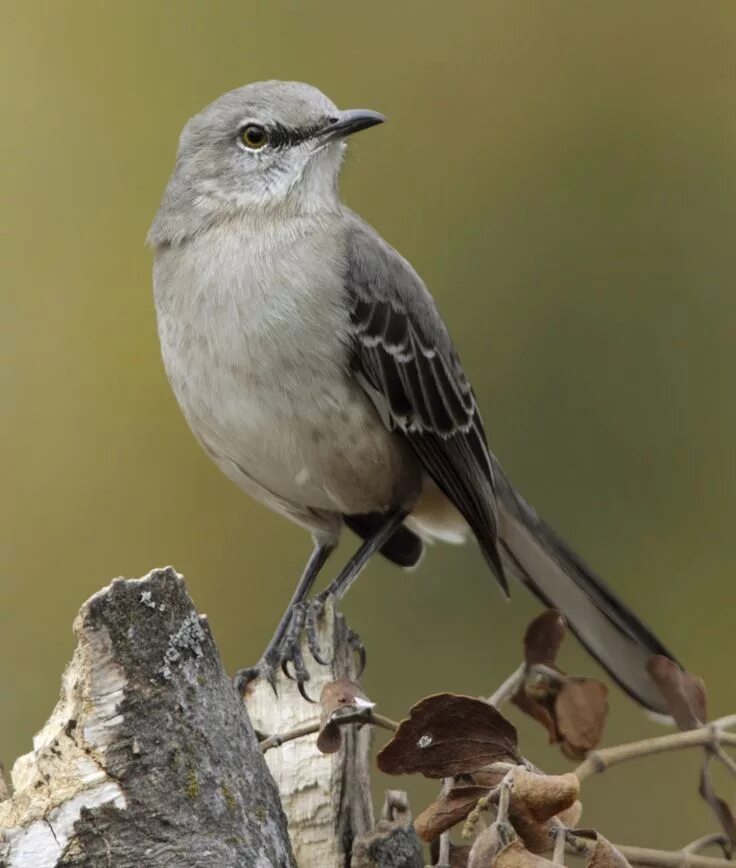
(343, 213, 506, 590)
(341, 211, 682, 714)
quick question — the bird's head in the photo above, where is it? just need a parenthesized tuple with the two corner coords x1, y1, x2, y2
(148, 80, 384, 245)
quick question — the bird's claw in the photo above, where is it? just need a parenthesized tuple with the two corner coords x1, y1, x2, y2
(346, 626, 367, 678)
(305, 594, 333, 665)
(233, 594, 366, 701)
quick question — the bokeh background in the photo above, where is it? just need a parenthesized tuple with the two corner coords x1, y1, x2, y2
(2, 0, 735, 848)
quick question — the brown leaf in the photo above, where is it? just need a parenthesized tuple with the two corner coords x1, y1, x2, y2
(508, 800, 553, 855)
(316, 678, 373, 754)
(558, 799, 583, 828)
(377, 693, 519, 778)
(414, 785, 491, 841)
(586, 834, 632, 868)
(470, 768, 507, 789)
(647, 656, 707, 730)
(467, 823, 504, 867)
(508, 770, 580, 855)
(700, 757, 736, 845)
(512, 768, 579, 823)
(511, 687, 558, 744)
(449, 843, 472, 867)
(494, 838, 558, 868)
(555, 679, 608, 759)
(524, 611, 567, 665)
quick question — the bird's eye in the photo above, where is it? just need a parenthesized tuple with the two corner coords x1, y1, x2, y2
(240, 124, 268, 150)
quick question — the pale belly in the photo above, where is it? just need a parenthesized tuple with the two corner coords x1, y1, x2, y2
(181, 360, 421, 516)
(154, 217, 421, 524)
(159, 305, 421, 518)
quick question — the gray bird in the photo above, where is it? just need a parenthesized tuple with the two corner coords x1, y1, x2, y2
(149, 80, 678, 712)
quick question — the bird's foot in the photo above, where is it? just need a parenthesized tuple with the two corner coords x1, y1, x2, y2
(233, 594, 366, 702)
(305, 593, 367, 678)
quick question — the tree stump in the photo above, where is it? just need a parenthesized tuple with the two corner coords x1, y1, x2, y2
(0, 568, 294, 868)
(244, 599, 375, 867)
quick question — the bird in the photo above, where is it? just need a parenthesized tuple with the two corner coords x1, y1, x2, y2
(148, 80, 678, 712)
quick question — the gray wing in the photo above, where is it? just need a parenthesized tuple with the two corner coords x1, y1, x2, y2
(343, 213, 506, 590)
(342, 213, 681, 714)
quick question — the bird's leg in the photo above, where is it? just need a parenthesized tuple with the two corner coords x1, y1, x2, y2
(234, 541, 334, 694)
(305, 508, 409, 667)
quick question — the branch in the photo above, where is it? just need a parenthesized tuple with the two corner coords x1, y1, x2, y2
(259, 707, 398, 753)
(567, 835, 735, 868)
(575, 718, 736, 782)
(486, 663, 527, 708)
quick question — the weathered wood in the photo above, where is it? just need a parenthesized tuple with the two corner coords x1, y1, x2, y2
(351, 791, 423, 868)
(0, 567, 295, 868)
(244, 599, 375, 867)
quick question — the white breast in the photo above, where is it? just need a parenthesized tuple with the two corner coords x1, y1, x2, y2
(153, 215, 420, 517)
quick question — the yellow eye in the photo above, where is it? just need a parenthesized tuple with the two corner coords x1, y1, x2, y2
(240, 124, 268, 150)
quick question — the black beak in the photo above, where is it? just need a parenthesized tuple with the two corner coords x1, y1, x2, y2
(317, 109, 386, 143)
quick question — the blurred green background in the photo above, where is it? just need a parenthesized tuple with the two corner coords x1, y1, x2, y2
(2, 0, 734, 848)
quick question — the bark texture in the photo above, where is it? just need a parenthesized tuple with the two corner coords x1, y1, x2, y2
(0, 567, 295, 868)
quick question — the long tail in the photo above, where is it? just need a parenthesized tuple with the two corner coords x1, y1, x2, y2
(490, 458, 677, 714)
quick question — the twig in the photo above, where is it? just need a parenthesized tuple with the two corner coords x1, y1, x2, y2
(553, 826, 566, 865)
(486, 663, 526, 708)
(713, 745, 736, 776)
(259, 707, 398, 753)
(683, 834, 732, 857)
(575, 719, 736, 782)
(259, 721, 320, 752)
(528, 663, 569, 684)
(435, 778, 453, 867)
(566, 836, 735, 868)
(496, 769, 513, 823)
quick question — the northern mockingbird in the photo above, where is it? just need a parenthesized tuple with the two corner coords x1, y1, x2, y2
(149, 81, 678, 712)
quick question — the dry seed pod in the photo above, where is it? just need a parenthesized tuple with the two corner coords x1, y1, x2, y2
(414, 785, 491, 841)
(507, 799, 552, 855)
(555, 679, 609, 759)
(316, 678, 373, 754)
(494, 839, 558, 868)
(558, 799, 583, 828)
(587, 834, 632, 868)
(512, 768, 579, 822)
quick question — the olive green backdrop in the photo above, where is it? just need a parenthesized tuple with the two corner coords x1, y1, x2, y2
(2, 0, 734, 845)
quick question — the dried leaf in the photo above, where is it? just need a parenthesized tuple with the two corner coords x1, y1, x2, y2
(524, 611, 566, 665)
(507, 799, 554, 855)
(449, 843, 472, 867)
(414, 785, 491, 841)
(511, 687, 558, 743)
(494, 838, 558, 867)
(377, 693, 519, 778)
(512, 768, 579, 822)
(647, 656, 707, 730)
(508, 771, 580, 855)
(558, 799, 583, 828)
(467, 823, 504, 867)
(587, 834, 632, 868)
(555, 679, 608, 759)
(316, 678, 373, 754)
(470, 768, 507, 789)
(700, 757, 736, 845)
